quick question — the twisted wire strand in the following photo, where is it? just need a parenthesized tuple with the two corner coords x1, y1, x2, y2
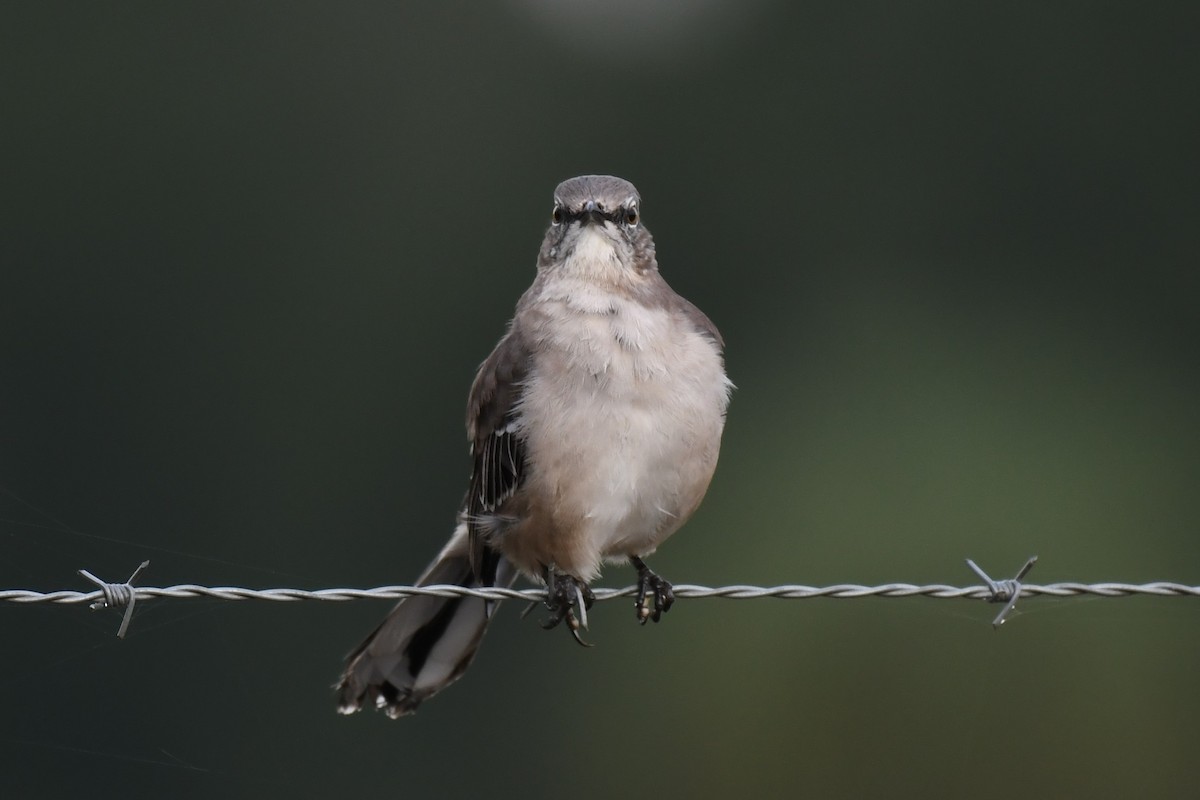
(3, 580, 1199, 607)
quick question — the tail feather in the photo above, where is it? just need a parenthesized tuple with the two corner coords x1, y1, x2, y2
(336, 524, 514, 718)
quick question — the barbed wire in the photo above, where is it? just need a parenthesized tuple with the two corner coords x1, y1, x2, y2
(2, 556, 1198, 636)
(7, 578, 1198, 604)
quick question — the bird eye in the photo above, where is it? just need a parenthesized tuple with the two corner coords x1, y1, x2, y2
(552, 206, 565, 225)
(624, 207, 639, 226)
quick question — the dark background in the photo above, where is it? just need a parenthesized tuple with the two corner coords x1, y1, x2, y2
(3, 2, 1198, 797)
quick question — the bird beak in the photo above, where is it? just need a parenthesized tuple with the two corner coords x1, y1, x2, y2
(581, 199, 604, 226)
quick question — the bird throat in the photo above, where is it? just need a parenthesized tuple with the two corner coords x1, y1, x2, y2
(563, 226, 623, 283)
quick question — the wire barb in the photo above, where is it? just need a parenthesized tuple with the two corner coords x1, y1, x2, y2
(966, 555, 1038, 629)
(77, 560, 150, 638)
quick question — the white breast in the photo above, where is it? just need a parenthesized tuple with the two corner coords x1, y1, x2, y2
(515, 281, 731, 579)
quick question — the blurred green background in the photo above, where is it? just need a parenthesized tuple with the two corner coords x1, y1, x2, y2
(2, 2, 1198, 797)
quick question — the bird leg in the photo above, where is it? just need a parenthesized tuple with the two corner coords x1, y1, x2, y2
(631, 555, 674, 624)
(541, 566, 594, 647)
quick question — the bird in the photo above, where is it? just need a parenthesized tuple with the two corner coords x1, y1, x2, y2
(336, 175, 732, 718)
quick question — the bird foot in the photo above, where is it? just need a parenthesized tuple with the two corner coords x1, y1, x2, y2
(632, 556, 674, 624)
(541, 568, 595, 647)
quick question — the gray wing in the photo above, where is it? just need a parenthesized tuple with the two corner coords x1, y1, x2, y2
(675, 295, 725, 350)
(464, 325, 530, 578)
(653, 271, 724, 350)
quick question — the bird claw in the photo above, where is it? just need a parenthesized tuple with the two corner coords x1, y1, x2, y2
(541, 569, 594, 647)
(567, 624, 594, 648)
(632, 556, 674, 624)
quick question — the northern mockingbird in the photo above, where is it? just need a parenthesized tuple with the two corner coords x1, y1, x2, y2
(336, 175, 732, 717)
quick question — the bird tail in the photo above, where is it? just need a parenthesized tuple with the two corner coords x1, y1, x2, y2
(336, 524, 514, 718)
